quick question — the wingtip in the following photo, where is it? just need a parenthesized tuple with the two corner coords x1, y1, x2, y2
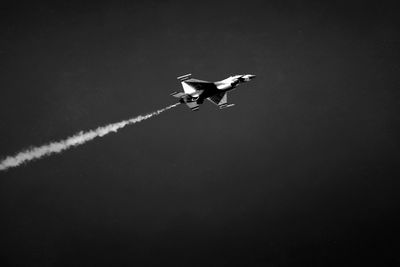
(177, 74, 192, 81)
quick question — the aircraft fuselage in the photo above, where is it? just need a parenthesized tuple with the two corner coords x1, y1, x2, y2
(171, 74, 255, 111)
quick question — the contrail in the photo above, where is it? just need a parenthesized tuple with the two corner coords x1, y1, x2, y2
(0, 103, 180, 171)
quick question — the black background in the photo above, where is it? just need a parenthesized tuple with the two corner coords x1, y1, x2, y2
(1, 1, 399, 266)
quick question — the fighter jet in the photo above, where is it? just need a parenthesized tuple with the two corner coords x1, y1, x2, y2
(170, 74, 256, 111)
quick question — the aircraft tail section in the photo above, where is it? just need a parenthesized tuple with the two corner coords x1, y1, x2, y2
(170, 91, 199, 111)
(186, 102, 200, 111)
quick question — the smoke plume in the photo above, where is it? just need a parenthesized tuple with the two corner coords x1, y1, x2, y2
(0, 103, 179, 171)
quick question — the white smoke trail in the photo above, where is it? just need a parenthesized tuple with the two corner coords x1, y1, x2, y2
(0, 103, 180, 171)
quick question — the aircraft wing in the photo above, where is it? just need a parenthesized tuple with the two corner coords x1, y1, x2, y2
(208, 91, 227, 106)
(178, 74, 216, 94)
(183, 79, 217, 94)
(208, 92, 234, 109)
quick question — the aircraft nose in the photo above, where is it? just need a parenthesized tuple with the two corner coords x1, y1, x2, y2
(248, 74, 256, 79)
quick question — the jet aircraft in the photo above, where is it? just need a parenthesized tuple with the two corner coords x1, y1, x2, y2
(170, 74, 256, 111)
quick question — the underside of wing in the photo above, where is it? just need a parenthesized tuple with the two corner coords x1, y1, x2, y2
(208, 92, 227, 106)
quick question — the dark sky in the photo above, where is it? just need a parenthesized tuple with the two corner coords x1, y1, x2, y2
(1, 1, 399, 266)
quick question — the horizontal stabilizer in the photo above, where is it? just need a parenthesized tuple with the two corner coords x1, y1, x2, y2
(170, 91, 186, 98)
(186, 101, 200, 111)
